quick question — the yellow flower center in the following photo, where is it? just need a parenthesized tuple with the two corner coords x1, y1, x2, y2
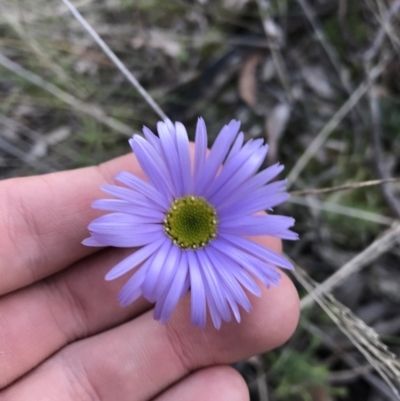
(164, 196, 218, 249)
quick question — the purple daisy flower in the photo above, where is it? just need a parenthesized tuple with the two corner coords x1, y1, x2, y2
(83, 118, 298, 329)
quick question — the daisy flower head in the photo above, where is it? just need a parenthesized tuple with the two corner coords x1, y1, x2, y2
(83, 118, 298, 329)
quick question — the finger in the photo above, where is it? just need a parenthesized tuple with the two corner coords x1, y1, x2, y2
(0, 247, 150, 389)
(153, 366, 249, 401)
(1, 270, 299, 401)
(0, 152, 143, 295)
(0, 235, 280, 389)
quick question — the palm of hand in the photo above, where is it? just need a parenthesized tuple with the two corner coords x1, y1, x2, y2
(0, 153, 299, 401)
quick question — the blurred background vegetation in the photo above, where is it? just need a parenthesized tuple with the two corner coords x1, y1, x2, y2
(1, 0, 400, 399)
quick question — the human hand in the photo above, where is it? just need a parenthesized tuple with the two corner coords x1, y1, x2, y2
(0, 152, 299, 401)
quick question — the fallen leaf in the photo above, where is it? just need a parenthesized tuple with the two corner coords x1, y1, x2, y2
(132, 29, 182, 58)
(223, 0, 251, 10)
(27, 139, 47, 160)
(45, 126, 72, 145)
(261, 57, 275, 81)
(266, 103, 291, 163)
(239, 54, 262, 108)
(302, 66, 335, 99)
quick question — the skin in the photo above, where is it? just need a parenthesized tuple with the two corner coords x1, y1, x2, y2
(0, 151, 300, 401)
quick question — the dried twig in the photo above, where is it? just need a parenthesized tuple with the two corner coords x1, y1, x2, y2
(286, 58, 388, 188)
(247, 356, 269, 401)
(60, 0, 167, 120)
(364, 0, 400, 62)
(0, 53, 135, 137)
(289, 196, 395, 225)
(290, 177, 400, 196)
(303, 320, 399, 400)
(367, 81, 400, 218)
(292, 263, 400, 400)
(0, 114, 78, 167)
(256, 0, 292, 100)
(295, 0, 361, 110)
(327, 365, 373, 383)
(0, 136, 56, 173)
(362, 0, 400, 218)
(0, 3, 75, 90)
(300, 223, 400, 309)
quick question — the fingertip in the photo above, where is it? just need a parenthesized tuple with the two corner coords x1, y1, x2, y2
(248, 272, 300, 348)
(153, 366, 249, 401)
(255, 234, 283, 255)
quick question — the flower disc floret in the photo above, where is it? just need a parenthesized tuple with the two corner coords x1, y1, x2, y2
(164, 196, 217, 249)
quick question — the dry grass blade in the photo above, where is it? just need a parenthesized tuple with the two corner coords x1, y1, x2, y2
(286, 58, 388, 188)
(367, 83, 400, 218)
(364, 0, 400, 61)
(0, 53, 135, 137)
(289, 196, 395, 225)
(301, 223, 400, 309)
(256, 0, 292, 99)
(295, 0, 359, 106)
(290, 177, 400, 196)
(291, 262, 400, 400)
(0, 3, 74, 89)
(0, 136, 56, 173)
(303, 320, 399, 400)
(247, 356, 269, 401)
(60, 0, 167, 120)
(363, 0, 400, 219)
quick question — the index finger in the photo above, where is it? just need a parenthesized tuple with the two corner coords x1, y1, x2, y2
(0, 153, 143, 295)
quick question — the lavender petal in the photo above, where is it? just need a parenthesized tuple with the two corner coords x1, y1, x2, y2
(219, 233, 294, 270)
(92, 199, 164, 220)
(157, 121, 184, 196)
(105, 236, 167, 280)
(195, 119, 240, 196)
(196, 250, 231, 324)
(219, 215, 297, 239)
(141, 239, 173, 302)
(193, 117, 207, 192)
(188, 250, 207, 328)
(117, 256, 155, 307)
(208, 144, 268, 206)
(130, 136, 174, 200)
(157, 252, 188, 323)
(115, 171, 169, 210)
(81, 237, 105, 247)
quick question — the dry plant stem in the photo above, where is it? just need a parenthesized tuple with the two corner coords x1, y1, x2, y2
(289, 196, 394, 225)
(0, 136, 56, 173)
(0, 0, 95, 25)
(303, 321, 398, 401)
(328, 366, 373, 383)
(364, 0, 400, 61)
(0, 114, 47, 144)
(0, 53, 135, 137)
(374, 0, 400, 56)
(247, 356, 269, 401)
(364, 1, 400, 217)
(290, 177, 400, 196)
(367, 81, 400, 218)
(0, 3, 74, 90)
(286, 58, 388, 188)
(256, 0, 292, 100)
(60, 0, 167, 120)
(301, 223, 400, 309)
(292, 264, 400, 400)
(0, 114, 74, 168)
(295, 0, 355, 98)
